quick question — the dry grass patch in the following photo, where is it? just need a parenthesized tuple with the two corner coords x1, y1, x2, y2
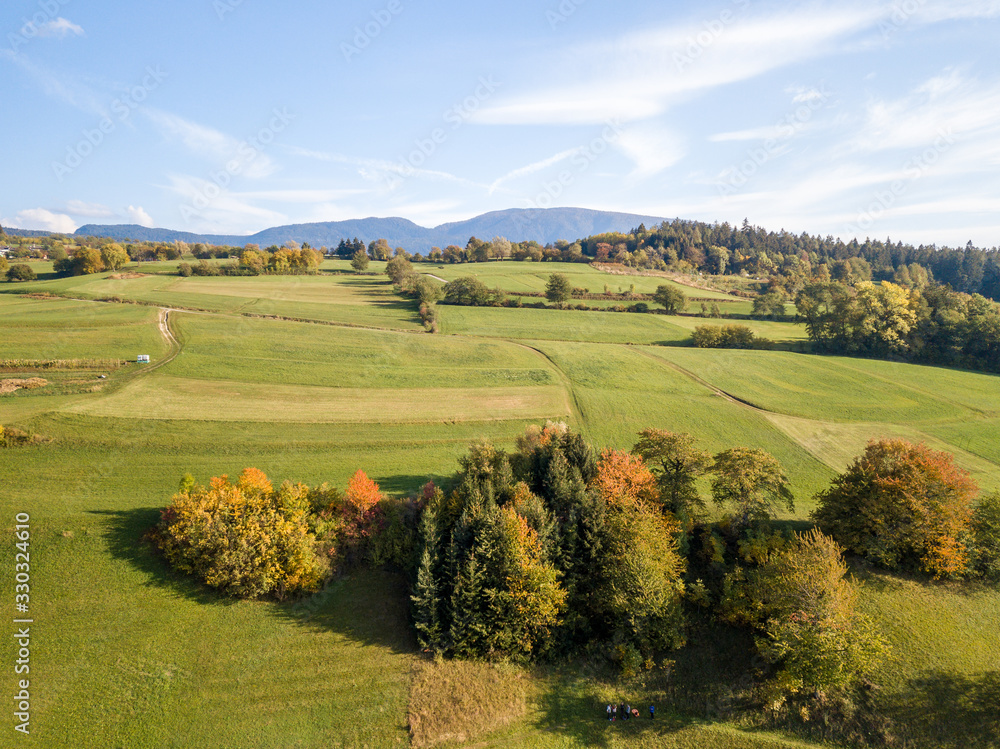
(0, 377, 48, 394)
(67, 375, 570, 424)
(408, 659, 530, 748)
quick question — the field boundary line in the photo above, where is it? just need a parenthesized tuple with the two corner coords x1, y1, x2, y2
(505, 341, 583, 427)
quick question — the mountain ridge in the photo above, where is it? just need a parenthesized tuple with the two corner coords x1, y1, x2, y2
(63, 207, 670, 251)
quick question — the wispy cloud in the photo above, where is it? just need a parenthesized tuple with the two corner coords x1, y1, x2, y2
(489, 149, 582, 193)
(145, 109, 277, 179)
(159, 174, 287, 234)
(614, 126, 686, 178)
(286, 145, 491, 191)
(35, 18, 85, 38)
(65, 200, 116, 218)
(0, 50, 106, 117)
(473, 6, 880, 125)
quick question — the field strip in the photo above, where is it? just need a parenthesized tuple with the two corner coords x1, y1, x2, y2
(629, 347, 1000, 481)
(631, 347, 770, 412)
(64, 374, 570, 423)
(16, 292, 426, 334)
(827, 357, 995, 417)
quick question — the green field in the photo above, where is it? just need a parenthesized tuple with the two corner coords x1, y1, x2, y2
(2, 262, 999, 748)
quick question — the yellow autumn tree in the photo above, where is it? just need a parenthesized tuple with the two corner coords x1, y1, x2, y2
(155, 468, 330, 599)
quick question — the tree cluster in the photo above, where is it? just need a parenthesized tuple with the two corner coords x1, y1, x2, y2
(153, 467, 416, 599)
(796, 280, 1000, 371)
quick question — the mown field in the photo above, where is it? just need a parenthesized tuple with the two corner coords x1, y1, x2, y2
(2, 260, 999, 748)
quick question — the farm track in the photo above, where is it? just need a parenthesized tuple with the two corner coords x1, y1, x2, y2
(501, 340, 582, 425)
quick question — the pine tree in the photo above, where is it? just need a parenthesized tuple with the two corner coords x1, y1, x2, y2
(411, 508, 443, 652)
(411, 547, 442, 652)
(449, 553, 486, 657)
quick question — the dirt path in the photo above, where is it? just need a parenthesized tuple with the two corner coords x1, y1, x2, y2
(142, 308, 183, 374)
(424, 273, 448, 283)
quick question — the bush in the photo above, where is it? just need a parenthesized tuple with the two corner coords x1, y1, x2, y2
(813, 439, 977, 578)
(177, 262, 193, 277)
(442, 276, 504, 306)
(6, 264, 36, 282)
(692, 324, 759, 349)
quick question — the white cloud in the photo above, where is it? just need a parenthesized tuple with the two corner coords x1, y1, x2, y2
(159, 174, 287, 234)
(145, 109, 277, 179)
(847, 70, 1000, 155)
(65, 200, 116, 218)
(489, 149, 582, 194)
(233, 188, 370, 203)
(614, 126, 686, 178)
(0, 51, 106, 117)
(473, 6, 880, 125)
(34, 18, 85, 37)
(4, 208, 77, 234)
(126, 206, 154, 227)
(911, 0, 1000, 22)
(286, 145, 491, 192)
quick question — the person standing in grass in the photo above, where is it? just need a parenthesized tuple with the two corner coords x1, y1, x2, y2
(606, 704, 612, 722)
(612, 704, 617, 721)
(625, 703, 631, 720)
(649, 704, 655, 719)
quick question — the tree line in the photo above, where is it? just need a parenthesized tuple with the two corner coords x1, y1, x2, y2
(796, 278, 1000, 371)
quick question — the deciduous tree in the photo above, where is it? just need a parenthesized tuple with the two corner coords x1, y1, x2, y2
(813, 439, 977, 578)
(711, 448, 794, 529)
(632, 429, 711, 517)
(653, 284, 687, 313)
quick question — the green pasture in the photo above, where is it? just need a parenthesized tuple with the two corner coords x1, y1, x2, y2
(164, 312, 558, 389)
(2, 271, 1000, 748)
(420, 261, 740, 299)
(0, 294, 167, 361)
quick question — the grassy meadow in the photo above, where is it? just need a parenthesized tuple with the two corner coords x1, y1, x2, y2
(2, 259, 999, 747)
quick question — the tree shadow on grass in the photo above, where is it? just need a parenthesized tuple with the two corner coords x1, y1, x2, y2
(91, 506, 417, 655)
(376, 472, 451, 496)
(89, 507, 240, 610)
(886, 669, 1000, 748)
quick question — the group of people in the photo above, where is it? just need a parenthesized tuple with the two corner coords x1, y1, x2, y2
(605, 702, 653, 722)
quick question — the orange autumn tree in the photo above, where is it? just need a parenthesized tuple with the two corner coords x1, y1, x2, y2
(590, 449, 659, 510)
(813, 439, 977, 578)
(344, 469, 383, 517)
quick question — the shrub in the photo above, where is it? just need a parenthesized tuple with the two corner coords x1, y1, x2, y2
(813, 439, 977, 578)
(6, 264, 36, 282)
(692, 324, 761, 349)
(177, 262, 193, 277)
(442, 276, 504, 306)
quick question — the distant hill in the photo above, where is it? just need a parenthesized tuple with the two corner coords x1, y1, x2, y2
(68, 207, 669, 251)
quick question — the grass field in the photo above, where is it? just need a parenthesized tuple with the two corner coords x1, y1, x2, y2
(2, 263, 999, 748)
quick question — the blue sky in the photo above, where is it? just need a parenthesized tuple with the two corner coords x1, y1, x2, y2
(2, 0, 999, 246)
